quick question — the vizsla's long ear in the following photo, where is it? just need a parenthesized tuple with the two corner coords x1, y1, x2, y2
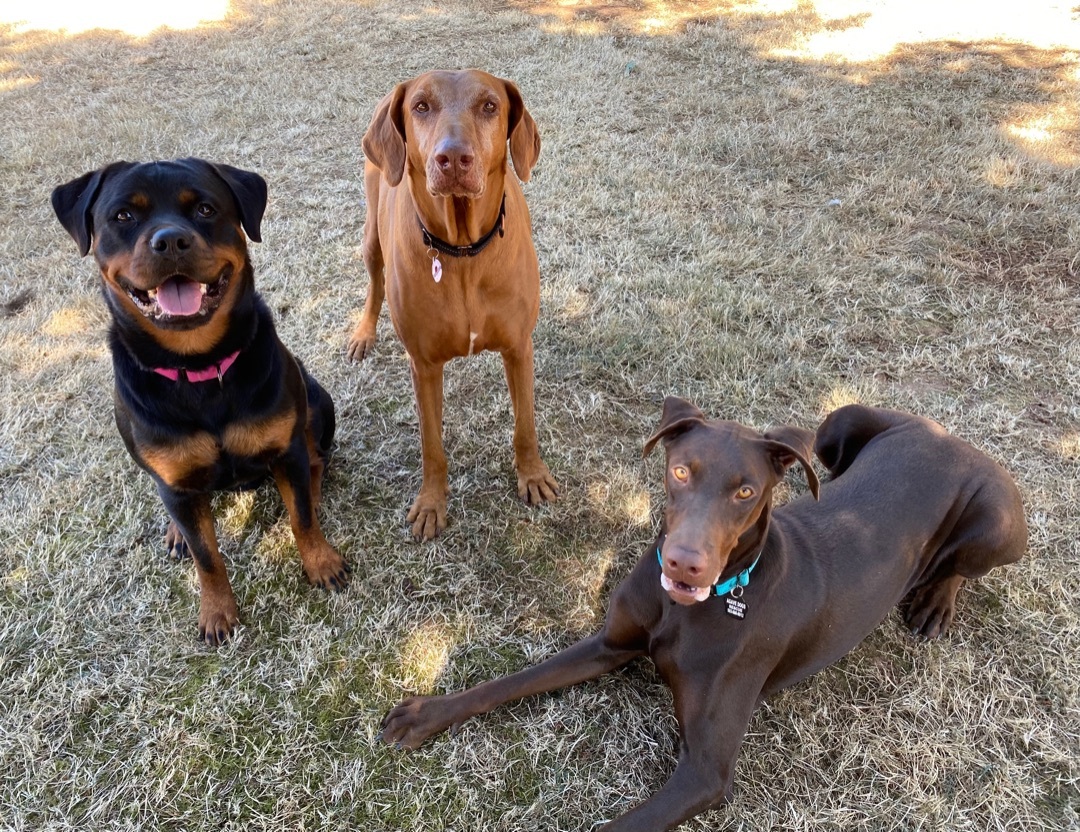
(51, 161, 135, 256)
(763, 425, 820, 499)
(504, 79, 540, 183)
(362, 82, 409, 187)
(643, 396, 707, 458)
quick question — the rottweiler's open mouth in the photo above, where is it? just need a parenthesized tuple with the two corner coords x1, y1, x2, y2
(127, 266, 231, 321)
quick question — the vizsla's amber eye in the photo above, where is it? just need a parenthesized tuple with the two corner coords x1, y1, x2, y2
(414, 101, 430, 113)
(672, 466, 689, 483)
(736, 486, 755, 500)
(482, 101, 496, 114)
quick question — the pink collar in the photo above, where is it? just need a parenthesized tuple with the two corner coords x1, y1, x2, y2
(152, 349, 241, 383)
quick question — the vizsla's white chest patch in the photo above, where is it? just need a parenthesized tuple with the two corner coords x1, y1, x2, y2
(468, 331, 479, 356)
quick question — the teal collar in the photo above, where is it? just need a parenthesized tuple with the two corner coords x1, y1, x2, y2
(655, 543, 762, 598)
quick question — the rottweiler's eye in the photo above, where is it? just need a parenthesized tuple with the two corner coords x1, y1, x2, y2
(414, 101, 429, 113)
(114, 210, 134, 223)
(736, 486, 755, 500)
(672, 466, 689, 483)
(196, 203, 216, 218)
(482, 101, 497, 114)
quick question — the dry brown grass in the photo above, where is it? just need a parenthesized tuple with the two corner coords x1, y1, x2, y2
(1, 1, 1078, 829)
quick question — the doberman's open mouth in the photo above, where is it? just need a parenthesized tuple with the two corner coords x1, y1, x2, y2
(126, 267, 231, 321)
(660, 572, 712, 603)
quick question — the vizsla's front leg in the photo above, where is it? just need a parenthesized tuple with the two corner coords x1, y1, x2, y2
(407, 356, 449, 540)
(501, 337, 558, 504)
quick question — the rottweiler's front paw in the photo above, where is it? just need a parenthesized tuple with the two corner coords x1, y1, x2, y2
(198, 592, 240, 647)
(302, 543, 350, 591)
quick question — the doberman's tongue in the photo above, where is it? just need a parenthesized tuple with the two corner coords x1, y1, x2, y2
(156, 276, 203, 316)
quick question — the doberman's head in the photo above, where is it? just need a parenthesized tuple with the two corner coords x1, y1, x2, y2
(51, 158, 267, 345)
(362, 69, 541, 199)
(644, 397, 820, 606)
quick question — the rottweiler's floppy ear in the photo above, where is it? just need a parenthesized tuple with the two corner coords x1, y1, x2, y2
(205, 161, 268, 243)
(762, 425, 820, 499)
(363, 82, 408, 187)
(504, 79, 540, 183)
(643, 396, 707, 458)
(51, 161, 135, 256)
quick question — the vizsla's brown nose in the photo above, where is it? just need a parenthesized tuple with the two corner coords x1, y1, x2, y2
(434, 141, 474, 173)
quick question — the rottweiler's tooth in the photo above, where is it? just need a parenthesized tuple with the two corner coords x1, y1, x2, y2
(200, 283, 209, 295)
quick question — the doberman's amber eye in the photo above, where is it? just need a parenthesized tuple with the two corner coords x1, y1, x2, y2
(672, 466, 689, 483)
(196, 203, 216, 218)
(736, 486, 755, 500)
(114, 210, 134, 223)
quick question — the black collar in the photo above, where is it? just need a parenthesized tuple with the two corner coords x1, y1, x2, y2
(418, 195, 506, 258)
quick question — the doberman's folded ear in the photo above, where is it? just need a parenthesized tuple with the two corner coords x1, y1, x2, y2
(190, 159, 268, 243)
(51, 162, 135, 256)
(763, 425, 820, 499)
(643, 396, 707, 458)
(363, 82, 409, 187)
(504, 79, 540, 183)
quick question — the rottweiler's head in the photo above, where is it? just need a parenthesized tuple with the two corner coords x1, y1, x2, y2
(51, 158, 267, 332)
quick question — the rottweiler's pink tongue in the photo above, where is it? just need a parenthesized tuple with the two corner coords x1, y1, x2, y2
(156, 276, 203, 316)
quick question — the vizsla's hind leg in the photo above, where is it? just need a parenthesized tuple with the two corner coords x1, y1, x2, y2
(348, 171, 385, 361)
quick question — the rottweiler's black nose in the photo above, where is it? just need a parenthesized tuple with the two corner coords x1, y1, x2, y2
(149, 226, 192, 254)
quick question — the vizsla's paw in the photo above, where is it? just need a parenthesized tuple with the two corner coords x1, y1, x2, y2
(164, 521, 190, 560)
(198, 592, 240, 647)
(381, 695, 463, 750)
(905, 575, 965, 639)
(301, 543, 351, 592)
(346, 323, 377, 362)
(516, 459, 559, 506)
(406, 490, 448, 541)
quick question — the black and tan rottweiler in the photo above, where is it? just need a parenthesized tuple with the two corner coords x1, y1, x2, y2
(51, 158, 349, 645)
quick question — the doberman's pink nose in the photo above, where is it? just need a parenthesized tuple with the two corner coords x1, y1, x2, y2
(662, 542, 708, 582)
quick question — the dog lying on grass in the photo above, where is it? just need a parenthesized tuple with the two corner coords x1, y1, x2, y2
(382, 397, 1026, 830)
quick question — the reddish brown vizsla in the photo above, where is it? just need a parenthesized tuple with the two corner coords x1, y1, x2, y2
(347, 70, 558, 539)
(381, 398, 1027, 830)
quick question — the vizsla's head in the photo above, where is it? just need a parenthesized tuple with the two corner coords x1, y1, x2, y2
(362, 69, 541, 199)
(644, 397, 819, 606)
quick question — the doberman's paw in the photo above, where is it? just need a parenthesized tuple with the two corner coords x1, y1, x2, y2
(346, 324, 377, 362)
(164, 521, 191, 560)
(198, 593, 240, 647)
(302, 543, 351, 591)
(905, 575, 965, 639)
(381, 695, 463, 750)
(406, 491, 448, 540)
(516, 459, 559, 506)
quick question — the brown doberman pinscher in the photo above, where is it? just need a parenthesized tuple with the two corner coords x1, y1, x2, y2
(381, 397, 1027, 830)
(347, 70, 558, 540)
(52, 159, 348, 646)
